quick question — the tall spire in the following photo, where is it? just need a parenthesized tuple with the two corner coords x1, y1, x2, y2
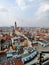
(14, 21, 17, 31)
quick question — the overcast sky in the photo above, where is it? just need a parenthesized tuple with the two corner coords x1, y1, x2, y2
(0, 0, 49, 27)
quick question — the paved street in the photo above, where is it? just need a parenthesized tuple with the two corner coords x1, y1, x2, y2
(35, 44, 49, 52)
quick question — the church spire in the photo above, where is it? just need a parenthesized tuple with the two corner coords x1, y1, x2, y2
(14, 21, 17, 31)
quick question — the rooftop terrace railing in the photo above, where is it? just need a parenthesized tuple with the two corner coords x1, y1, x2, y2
(31, 51, 49, 65)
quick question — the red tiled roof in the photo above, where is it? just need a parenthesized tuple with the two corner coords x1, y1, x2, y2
(0, 30, 3, 32)
(2, 58, 24, 65)
(13, 58, 24, 65)
(0, 35, 11, 41)
(42, 37, 49, 41)
(0, 51, 6, 56)
(36, 33, 45, 37)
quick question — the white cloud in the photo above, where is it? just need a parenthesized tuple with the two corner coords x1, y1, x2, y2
(29, 0, 34, 2)
(37, 4, 49, 15)
(16, 0, 25, 6)
(16, 0, 26, 10)
(0, 0, 49, 27)
(35, 4, 49, 20)
(16, 0, 33, 10)
(41, 4, 49, 12)
(0, 8, 8, 12)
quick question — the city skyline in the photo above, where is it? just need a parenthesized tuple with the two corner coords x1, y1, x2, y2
(0, 0, 49, 27)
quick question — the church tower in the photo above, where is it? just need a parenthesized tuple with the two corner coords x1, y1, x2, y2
(14, 21, 17, 31)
